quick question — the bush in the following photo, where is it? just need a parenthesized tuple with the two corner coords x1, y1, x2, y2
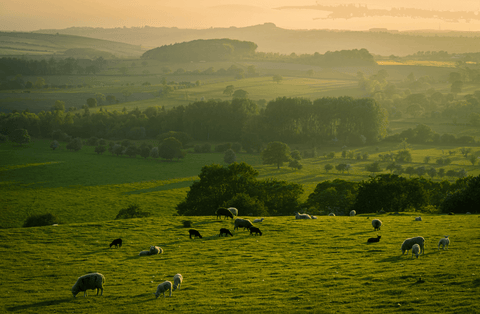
(182, 220, 192, 228)
(23, 213, 62, 227)
(66, 137, 82, 152)
(86, 137, 99, 146)
(115, 204, 151, 219)
(215, 143, 231, 153)
(194, 143, 211, 153)
(95, 145, 106, 154)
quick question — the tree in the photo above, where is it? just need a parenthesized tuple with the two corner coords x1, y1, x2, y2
(140, 146, 151, 159)
(122, 90, 132, 101)
(66, 137, 82, 152)
(324, 164, 333, 173)
(289, 159, 303, 170)
(273, 74, 283, 84)
(451, 81, 463, 94)
(223, 85, 235, 96)
(150, 147, 159, 159)
(34, 77, 45, 89)
(119, 67, 128, 75)
(50, 140, 59, 150)
(291, 150, 302, 160)
(306, 179, 358, 215)
(125, 145, 138, 158)
(335, 163, 349, 174)
(440, 175, 480, 214)
(86, 98, 97, 108)
(159, 137, 183, 160)
(95, 145, 106, 154)
(424, 156, 431, 164)
(52, 100, 65, 111)
(232, 89, 248, 99)
(427, 167, 437, 178)
(224, 149, 236, 164)
(9, 129, 31, 145)
(106, 95, 116, 104)
(112, 144, 125, 156)
(261, 141, 291, 169)
(416, 166, 427, 177)
(468, 154, 478, 166)
(365, 162, 382, 175)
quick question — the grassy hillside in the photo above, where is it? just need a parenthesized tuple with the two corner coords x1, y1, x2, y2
(0, 32, 144, 57)
(1, 139, 479, 228)
(0, 214, 478, 313)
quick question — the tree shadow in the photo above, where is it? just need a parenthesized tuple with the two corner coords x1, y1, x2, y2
(7, 298, 72, 311)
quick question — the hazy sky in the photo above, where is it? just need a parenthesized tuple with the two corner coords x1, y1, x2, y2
(1, 0, 480, 32)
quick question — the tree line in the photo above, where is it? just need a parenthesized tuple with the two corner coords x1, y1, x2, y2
(177, 162, 479, 216)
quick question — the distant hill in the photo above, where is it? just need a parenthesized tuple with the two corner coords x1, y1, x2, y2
(142, 39, 257, 62)
(0, 32, 144, 57)
(33, 23, 480, 56)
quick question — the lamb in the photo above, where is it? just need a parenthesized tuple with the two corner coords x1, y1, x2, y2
(372, 219, 382, 231)
(173, 274, 183, 291)
(401, 236, 425, 255)
(415, 216, 422, 221)
(367, 235, 381, 243)
(150, 246, 163, 255)
(350, 210, 356, 216)
(249, 227, 262, 236)
(215, 207, 234, 220)
(189, 229, 203, 239)
(438, 236, 450, 250)
(109, 238, 122, 248)
(227, 207, 238, 217)
(154, 281, 172, 298)
(412, 244, 421, 258)
(219, 228, 233, 237)
(234, 218, 253, 231)
(253, 218, 264, 223)
(72, 273, 105, 298)
(295, 212, 312, 219)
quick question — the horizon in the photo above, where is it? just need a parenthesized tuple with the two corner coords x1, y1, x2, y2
(1, 0, 480, 33)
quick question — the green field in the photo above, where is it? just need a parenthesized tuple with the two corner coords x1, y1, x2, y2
(0, 214, 478, 313)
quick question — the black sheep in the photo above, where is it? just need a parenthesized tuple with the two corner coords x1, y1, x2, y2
(109, 238, 122, 248)
(189, 229, 203, 239)
(367, 235, 381, 243)
(249, 227, 262, 236)
(219, 228, 233, 237)
(215, 207, 234, 220)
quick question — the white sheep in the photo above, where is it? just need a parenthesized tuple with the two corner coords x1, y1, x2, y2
(412, 243, 421, 258)
(328, 213, 335, 216)
(150, 246, 163, 255)
(155, 281, 172, 298)
(438, 236, 450, 250)
(415, 216, 422, 221)
(295, 212, 312, 219)
(372, 219, 382, 231)
(401, 236, 425, 255)
(173, 273, 183, 291)
(234, 218, 253, 230)
(228, 207, 238, 217)
(350, 210, 356, 216)
(139, 250, 151, 256)
(253, 218, 264, 223)
(72, 273, 105, 297)
(312, 216, 318, 219)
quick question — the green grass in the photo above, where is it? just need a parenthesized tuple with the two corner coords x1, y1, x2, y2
(0, 214, 478, 313)
(2, 139, 479, 228)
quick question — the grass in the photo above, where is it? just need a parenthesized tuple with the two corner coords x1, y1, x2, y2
(0, 214, 478, 313)
(2, 139, 479, 228)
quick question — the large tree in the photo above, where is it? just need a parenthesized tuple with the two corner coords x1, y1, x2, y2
(9, 129, 31, 145)
(159, 137, 183, 160)
(261, 141, 291, 169)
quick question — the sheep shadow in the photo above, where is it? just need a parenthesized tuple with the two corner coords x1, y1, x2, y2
(350, 231, 376, 236)
(7, 298, 72, 311)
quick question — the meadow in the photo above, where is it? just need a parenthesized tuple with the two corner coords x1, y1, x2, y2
(0, 213, 478, 313)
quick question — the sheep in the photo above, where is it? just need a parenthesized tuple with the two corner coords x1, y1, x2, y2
(150, 246, 163, 255)
(253, 218, 264, 223)
(312, 216, 318, 219)
(219, 228, 233, 237)
(415, 216, 422, 221)
(350, 210, 356, 216)
(189, 229, 202, 239)
(328, 213, 335, 216)
(412, 244, 421, 258)
(154, 281, 172, 298)
(372, 219, 382, 231)
(139, 250, 151, 256)
(72, 273, 105, 298)
(109, 238, 122, 248)
(215, 207, 234, 220)
(367, 235, 381, 243)
(249, 227, 262, 236)
(234, 218, 253, 231)
(228, 207, 238, 217)
(173, 274, 183, 291)
(401, 236, 425, 255)
(295, 212, 312, 219)
(438, 236, 450, 250)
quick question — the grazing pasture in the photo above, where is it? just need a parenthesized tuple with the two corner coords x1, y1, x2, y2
(0, 214, 478, 313)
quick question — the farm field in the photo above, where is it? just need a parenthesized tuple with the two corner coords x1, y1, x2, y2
(0, 214, 478, 313)
(1, 139, 479, 228)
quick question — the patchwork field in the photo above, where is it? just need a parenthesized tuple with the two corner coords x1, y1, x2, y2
(0, 214, 478, 313)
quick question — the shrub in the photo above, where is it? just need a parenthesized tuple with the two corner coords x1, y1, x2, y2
(86, 137, 99, 146)
(215, 143, 231, 152)
(66, 137, 82, 152)
(182, 220, 192, 228)
(50, 140, 59, 150)
(115, 204, 151, 219)
(23, 213, 62, 227)
(94, 145, 106, 154)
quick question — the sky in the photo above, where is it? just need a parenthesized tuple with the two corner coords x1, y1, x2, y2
(1, 0, 480, 32)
